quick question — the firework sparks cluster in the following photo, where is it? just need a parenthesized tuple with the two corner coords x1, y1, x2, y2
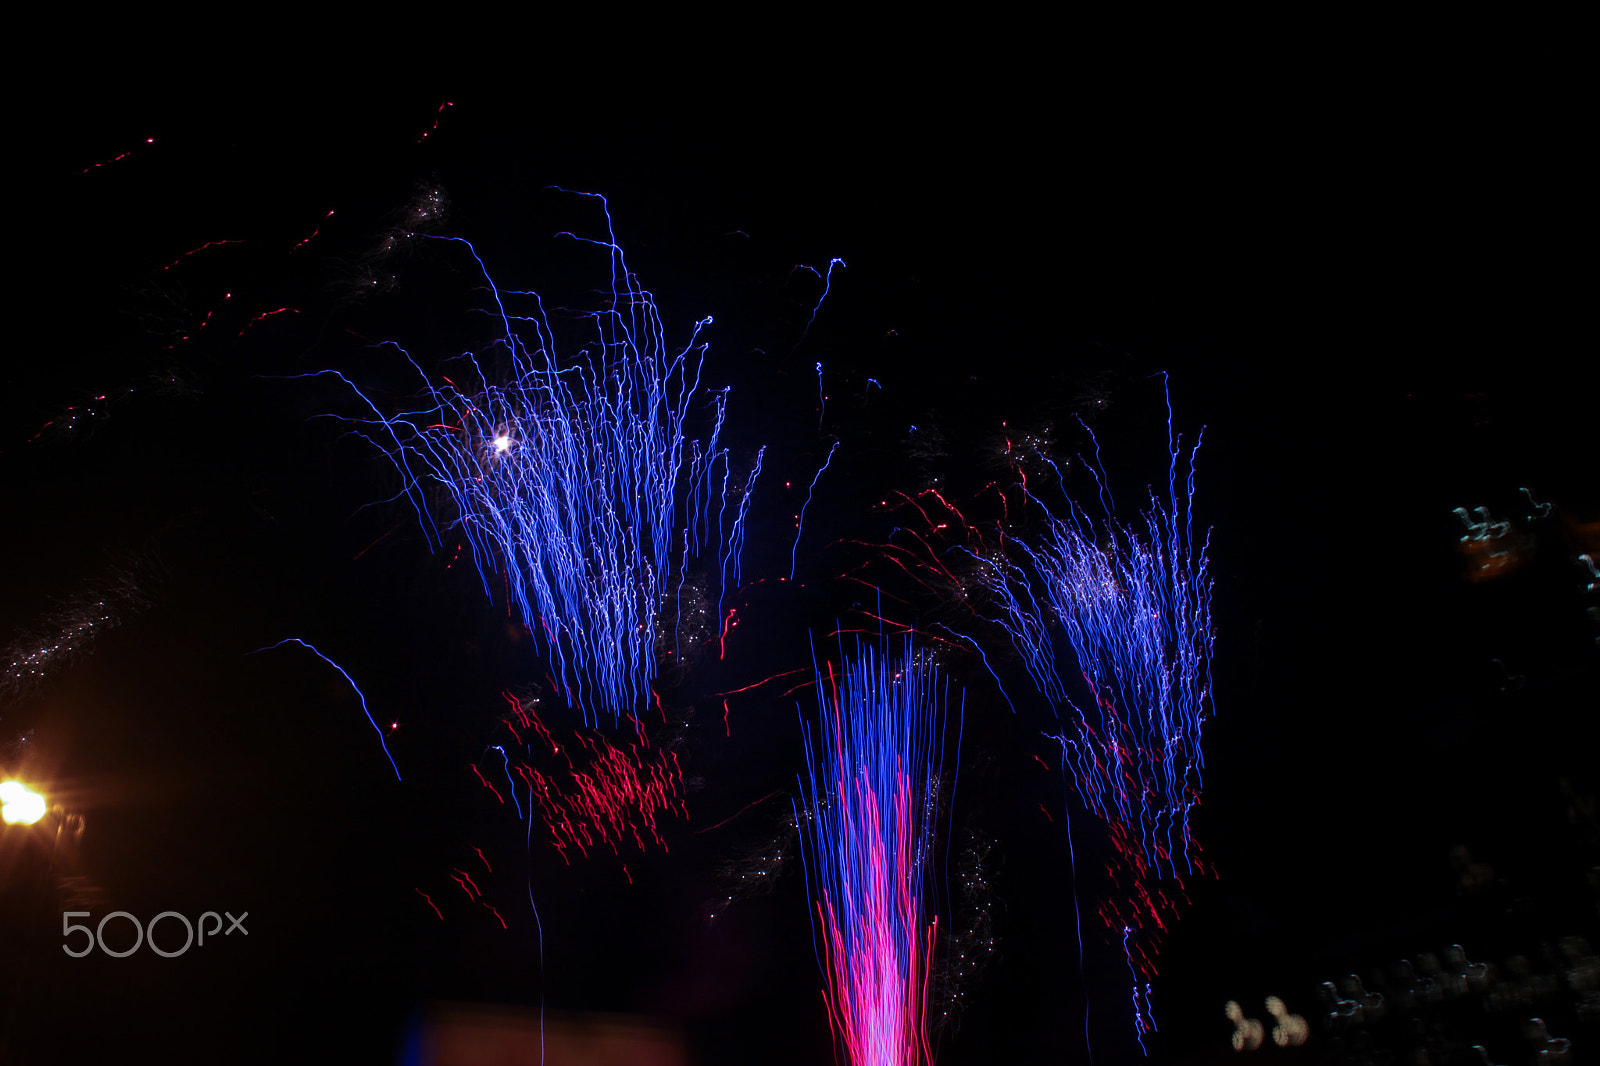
(1, 559, 156, 701)
(798, 637, 957, 1066)
(335, 196, 759, 726)
(707, 811, 797, 920)
(981, 435, 1212, 877)
(931, 830, 1000, 1037)
(481, 692, 687, 877)
(974, 404, 1213, 1045)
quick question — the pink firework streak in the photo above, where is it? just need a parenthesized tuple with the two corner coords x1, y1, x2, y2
(486, 695, 688, 870)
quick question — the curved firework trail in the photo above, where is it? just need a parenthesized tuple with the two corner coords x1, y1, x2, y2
(797, 636, 959, 1066)
(972, 382, 1215, 1050)
(250, 638, 402, 781)
(326, 194, 762, 726)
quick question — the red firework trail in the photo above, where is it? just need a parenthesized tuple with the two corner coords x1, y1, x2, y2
(501, 700, 687, 872)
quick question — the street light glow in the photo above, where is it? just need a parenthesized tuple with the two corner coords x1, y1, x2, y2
(1, 780, 47, 825)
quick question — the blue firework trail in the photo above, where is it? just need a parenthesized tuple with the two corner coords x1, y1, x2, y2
(796, 257, 847, 349)
(791, 441, 841, 581)
(323, 196, 761, 726)
(252, 638, 401, 781)
(797, 636, 959, 1066)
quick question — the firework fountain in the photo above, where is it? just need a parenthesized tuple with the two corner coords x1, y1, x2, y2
(798, 636, 958, 1066)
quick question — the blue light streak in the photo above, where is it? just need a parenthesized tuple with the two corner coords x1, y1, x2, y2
(797, 258, 847, 348)
(1124, 926, 1154, 1056)
(491, 744, 524, 820)
(252, 637, 401, 781)
(791, 441, 841, 581)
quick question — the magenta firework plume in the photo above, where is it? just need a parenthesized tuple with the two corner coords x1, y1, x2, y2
(798, 637, 955, 1066)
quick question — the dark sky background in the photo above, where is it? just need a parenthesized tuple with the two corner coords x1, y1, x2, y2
(2, 45, 1594, 1066)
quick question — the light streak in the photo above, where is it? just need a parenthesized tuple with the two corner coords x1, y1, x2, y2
(1124, 926, 1154, 1055)
(719, 447, 765, 620)
(796, 258, 847, 348)
(797, 636, 958, 1066)
(1455, 505, 1512, 549)
(470, 763, 504, 805)
(160, 239, 247, 272)
(251, 638, 401, 781)
(417, 100, 454, 143)
(78, 138, 155, 174)
(317, 195, 758, 725)
(710, 669, 822, 700)
(694, 787, 789, 836)
(791, 442, 841, 580)
(240, 307, 299, 334)
(491, 745, 524, 820)
(930, 628, 1017, 715)
(451, 869, 482, 900)
(291, 209, 335, 252)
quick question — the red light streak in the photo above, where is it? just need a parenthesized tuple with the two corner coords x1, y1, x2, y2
(160, 239, 246, 272)
(708, 667, 810, 699)
(470, 763, 504, 805)
(79, 138, 155, 174)
(417, 101, 454, 143)
(291, 209, 335, 252)
(241, 307, 299, 333)
(692, 788, 787, 835)
(508, 703, 687, 875)
(451, 869, 482, 900)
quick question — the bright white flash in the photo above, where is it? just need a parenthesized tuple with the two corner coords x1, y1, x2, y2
(1, 780, 46, 825)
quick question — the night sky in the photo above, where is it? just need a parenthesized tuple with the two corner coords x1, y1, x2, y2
(3, 47, 1594, 1066)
